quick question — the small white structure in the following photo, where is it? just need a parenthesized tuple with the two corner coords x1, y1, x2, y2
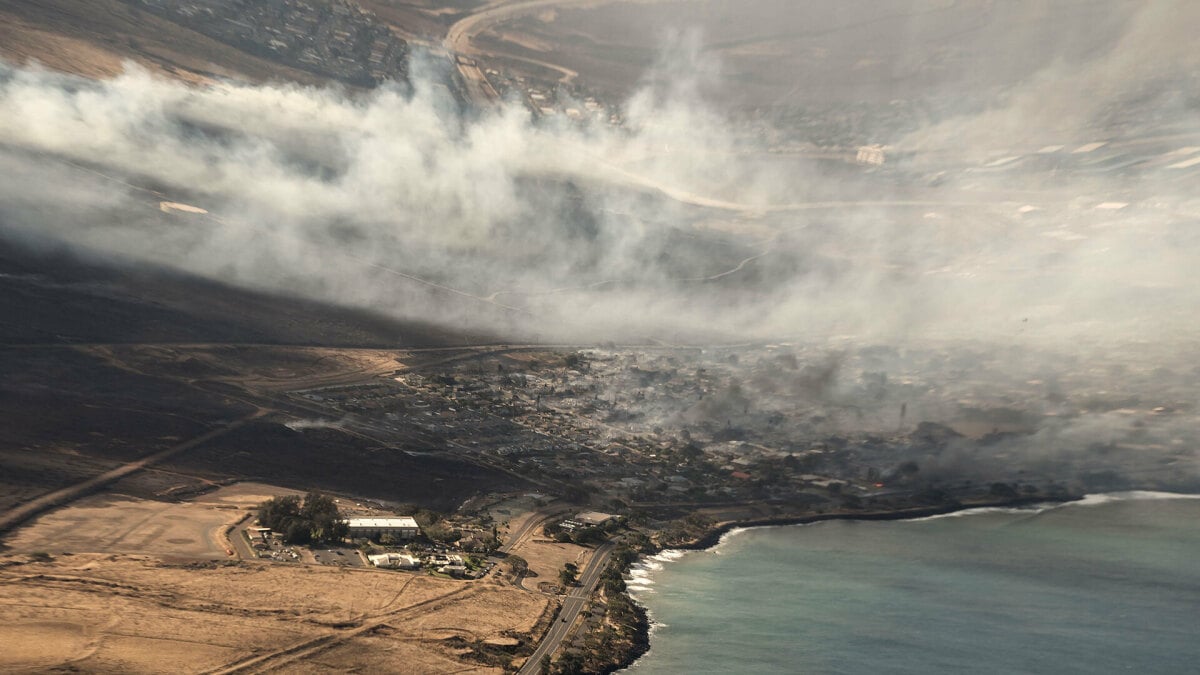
(368, 552, 420, 569)
(856, 144, 886, 166)
(441, 563, 468, 576)
(431, 554, 467, 576)
(346, 517, 420, 540)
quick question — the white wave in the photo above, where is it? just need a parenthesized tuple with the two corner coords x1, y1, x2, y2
(1069, 490, 1200, 507)
(905, 505, 1053, 522)
(718, 526, 750, 544)
(711, 522, 807, 552)
(907, 491, 1200, 523)
(626, 569, 656, 585)
(709, 526, 757, 554)
(632, 560, 664, 572)
(625, 549, 689, 598)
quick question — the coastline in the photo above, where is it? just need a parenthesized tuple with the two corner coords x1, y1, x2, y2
(608, 494, 1078, 673)
(672, 494, 1073, 552)
(593, 601, 651, 675)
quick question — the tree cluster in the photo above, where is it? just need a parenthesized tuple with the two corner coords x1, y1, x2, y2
(257, 492, 349, 545)
(559, 562, 578, 587)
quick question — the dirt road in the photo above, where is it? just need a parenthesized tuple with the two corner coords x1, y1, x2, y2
(0, 409, 267, 537)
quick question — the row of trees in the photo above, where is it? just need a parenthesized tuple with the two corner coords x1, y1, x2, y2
(257, 492, 348, 545)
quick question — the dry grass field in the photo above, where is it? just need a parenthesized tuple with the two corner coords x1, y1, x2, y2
(0, 554, 550, 673)
(0, 483, 555, 673)
(5, 483, 298, 560)
(512, 537, 593, 590)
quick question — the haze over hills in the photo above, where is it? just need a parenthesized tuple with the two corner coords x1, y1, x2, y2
(0, 236, 492, 347)
(1, 0, 1197, 540)
(1, 2, 1198, 674)
(2, 0, 1198, 511)
(0, 0, 1197, 349)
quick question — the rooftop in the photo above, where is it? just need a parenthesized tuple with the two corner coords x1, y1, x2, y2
(346, 517, 419, 528)
(575, 511, 616, 525)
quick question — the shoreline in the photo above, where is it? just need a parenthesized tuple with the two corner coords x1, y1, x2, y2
(672, 494, 1074, 552)
(609, 494, 1078, 673)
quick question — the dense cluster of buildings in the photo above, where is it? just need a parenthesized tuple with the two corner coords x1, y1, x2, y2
(378, 342, 1191, 509)
(134, 0, 409, 86)
(478, 68, 623, 125)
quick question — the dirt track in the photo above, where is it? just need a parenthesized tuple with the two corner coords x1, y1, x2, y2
(0, 544, 550, 673)
(0, 409, 266, 537)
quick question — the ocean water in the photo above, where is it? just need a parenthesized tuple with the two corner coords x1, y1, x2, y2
(624, 493, 1200, 675)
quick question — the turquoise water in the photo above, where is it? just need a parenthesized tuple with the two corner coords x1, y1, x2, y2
(624, 493, 1200, 674)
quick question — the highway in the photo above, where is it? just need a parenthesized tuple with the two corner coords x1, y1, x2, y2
(499, 503, 573, 555)
(518, 540, 616, 675)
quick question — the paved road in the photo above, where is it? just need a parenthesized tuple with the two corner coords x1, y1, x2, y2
(225, 513, 262, 560)
(499, 503, 572, 555)
(518, 540, 615, 675)
(0, 409, 267, 536)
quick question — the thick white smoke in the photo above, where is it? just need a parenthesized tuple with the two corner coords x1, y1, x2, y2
(0, 16, 1197, 351)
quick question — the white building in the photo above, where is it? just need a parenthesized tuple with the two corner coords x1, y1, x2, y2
(368, 552, 421, 569)
(346, 517, 420, 540)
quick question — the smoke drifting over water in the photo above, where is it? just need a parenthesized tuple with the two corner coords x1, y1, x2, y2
(1, 5, 1198, 352)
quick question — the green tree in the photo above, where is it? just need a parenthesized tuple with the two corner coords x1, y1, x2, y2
(555, 651, 585, 675)
(573, 526, 606, 545)
(257, 492, 347, 545)
(424, 522, 462, 544)
(507, 554, 528, 577)
(285, 521, 312, 545)
(559, 565, 577, 587)
(257, 495, 301, 532)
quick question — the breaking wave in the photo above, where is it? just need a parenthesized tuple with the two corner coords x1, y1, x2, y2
(906, 491, 1200, 522)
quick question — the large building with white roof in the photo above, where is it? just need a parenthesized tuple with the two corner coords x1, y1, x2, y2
(345, 517, 420, 540)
